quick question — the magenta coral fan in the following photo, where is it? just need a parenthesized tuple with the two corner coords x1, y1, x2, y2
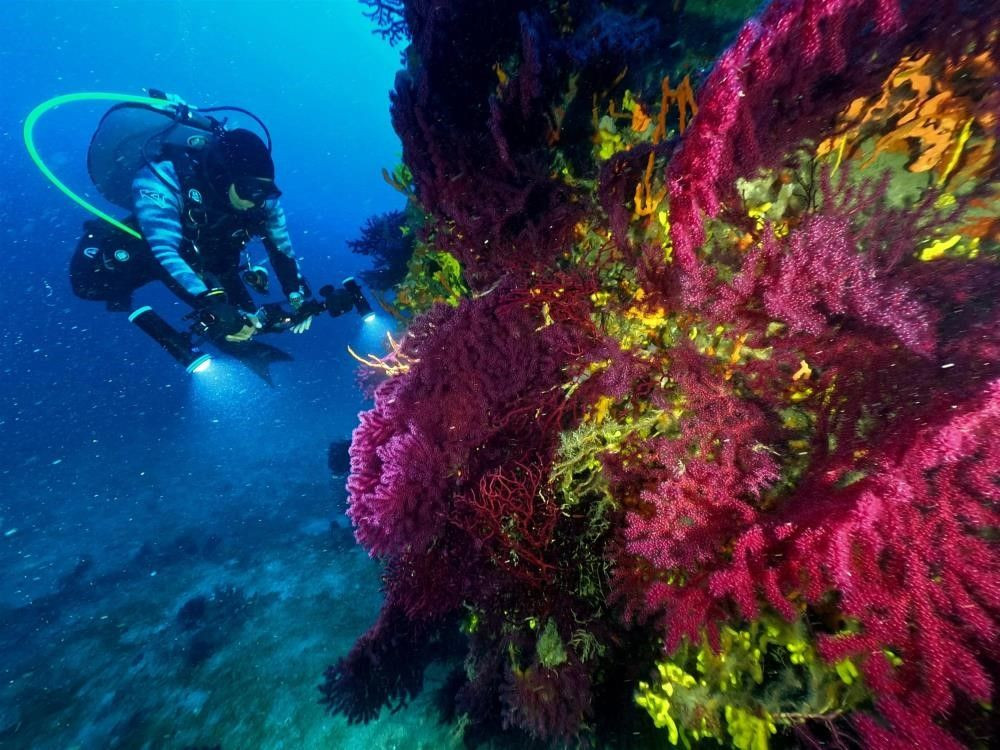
(623, 347, 780, 577)
(617, 351, 999, 748)
(664, 0, 972, 304)
(714, 383, 1000, 749)
(348, 410, 450, 557)
(347, 289, 586, 559)
(723, 209, 938, 355)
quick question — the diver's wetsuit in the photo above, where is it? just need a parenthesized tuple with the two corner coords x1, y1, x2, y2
(70, 160, 307, 312)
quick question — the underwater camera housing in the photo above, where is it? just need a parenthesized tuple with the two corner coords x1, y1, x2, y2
(255, 278, 375, 332)
(128, 278, 376, 373)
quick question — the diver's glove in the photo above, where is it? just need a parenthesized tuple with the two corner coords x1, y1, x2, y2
(287, 291, 313, 334)
(196, 289, 259, 343)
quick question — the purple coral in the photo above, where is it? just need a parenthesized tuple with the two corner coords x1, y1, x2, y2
(390, 6, 585, 286)
(715, 167, 949, 356)
(704, 383, 1000, 749)
(318, 604, 437, 723)
(624, 352, 779, 577)
(359, 0, 407, 45)
(332, 1, 1000, 746)
(755, 215, 935, 354)
(348, 409, 451, 557)
(501, 656, 594, 744)
(348, 210, 416, 290)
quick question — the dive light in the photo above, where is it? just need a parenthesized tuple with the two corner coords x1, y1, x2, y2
(128, 306, 211, 374)
(341, 277, 376, 322)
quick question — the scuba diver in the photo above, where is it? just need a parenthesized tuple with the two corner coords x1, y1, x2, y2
(24, 90, 374, 376)
(70, 118, 313, 342)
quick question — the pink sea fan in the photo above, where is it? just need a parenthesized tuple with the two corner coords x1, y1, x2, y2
(623, 345, 780, 575)
(348, 420, 450, 556)
(704, 381, 1000, 746)
(347, 287, 590, 560)
(665, 0, 971, 304)
(624, 422, 777, 578)
(738, 213, 936, 354)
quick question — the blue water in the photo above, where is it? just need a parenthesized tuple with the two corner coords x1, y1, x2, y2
(0, 3, 431, 747)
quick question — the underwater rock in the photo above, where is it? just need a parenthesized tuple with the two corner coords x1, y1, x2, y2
(327, 438, 352, 476)
(176, 585, 256, 668)
(56, 555, 94, 592)
(177, 595, 208, 631)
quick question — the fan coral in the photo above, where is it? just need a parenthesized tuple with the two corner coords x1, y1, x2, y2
(347, 210, 416, 291)
(346, 287, 587, 559)
(451, 458, 561, 588)
(318, 604, 437, 723)
(704, 383, 1000, 750)
(389, 4, 585, 287)
(718, 167, 945, 356)
(359, 0, 407, 45)
(664, 0, 987, 304)
(501, 655, 594, 743)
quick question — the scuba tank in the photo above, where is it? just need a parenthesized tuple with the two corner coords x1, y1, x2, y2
(24, 89, 273, 238)
(87, 92, 222, 209)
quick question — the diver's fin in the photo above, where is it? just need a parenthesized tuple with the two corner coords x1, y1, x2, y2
(213, 339, 293, 386)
